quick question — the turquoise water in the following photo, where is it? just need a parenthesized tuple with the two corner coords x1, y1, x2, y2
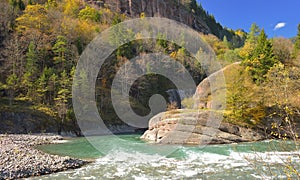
(34, 134, 300, 179)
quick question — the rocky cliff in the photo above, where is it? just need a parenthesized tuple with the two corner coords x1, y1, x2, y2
(88, 0, 210, 34)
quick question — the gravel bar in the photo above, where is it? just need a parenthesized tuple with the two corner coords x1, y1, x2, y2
(0, 134, 87, 179)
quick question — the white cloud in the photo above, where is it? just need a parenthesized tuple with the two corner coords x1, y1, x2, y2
(274, 22, 286, 30)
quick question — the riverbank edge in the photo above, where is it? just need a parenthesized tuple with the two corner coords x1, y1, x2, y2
(0, 134, 90, 179)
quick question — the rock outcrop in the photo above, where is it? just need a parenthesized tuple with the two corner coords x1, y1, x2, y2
(193, 62, 241, 110)
(141, 109, 265, 145)
(141, 62, 267, 145)
(88, 0, 210, 34)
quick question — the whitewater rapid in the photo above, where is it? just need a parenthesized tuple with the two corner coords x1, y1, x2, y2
(32, 144, 300, 179)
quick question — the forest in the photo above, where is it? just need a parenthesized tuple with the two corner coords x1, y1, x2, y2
(0, 0, 300, 139)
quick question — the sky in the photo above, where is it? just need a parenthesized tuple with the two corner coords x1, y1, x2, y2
(198, 0, 300, 38)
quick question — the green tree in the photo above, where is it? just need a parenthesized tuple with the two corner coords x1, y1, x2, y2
(227, 72, 265, 125)
(25, 41, 38, 75)
(52, 35, 67, 69)
(239, 24, 260, 60)
(22, 41, 39, 97)
(36, 67, 53, 104)
(189, 0, 197, 12)
(78, 6, 101, 22)
(17, 0, 25, 11)
(227, 75, 251, 123)
(243, 29, 277, 84)
(155, 33, 168, 53)
(54, 70, 71, 134)
(47, 73, 58, 103)
(6, 73, 18, 106)
(109, 23, 134, 58)
(294, 24, 300, 57)
(223, 36, 230, 48)
(36, 70, 47, 103)
(247, 23, 260, 44)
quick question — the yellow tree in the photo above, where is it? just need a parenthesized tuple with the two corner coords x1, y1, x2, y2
(78, 6, 101, 22)
(239, 23, 260, 60)
(16, 4, 50, 33)
(264, 63, 300, 140)
(63, 0, 83, 17)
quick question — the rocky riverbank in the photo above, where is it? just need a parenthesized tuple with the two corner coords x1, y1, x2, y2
(0, 134, 87, 179)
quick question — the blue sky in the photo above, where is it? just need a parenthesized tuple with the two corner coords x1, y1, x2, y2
(198, 0, 300, 38)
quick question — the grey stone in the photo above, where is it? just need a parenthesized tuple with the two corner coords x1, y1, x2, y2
(141, 110, 265, 145)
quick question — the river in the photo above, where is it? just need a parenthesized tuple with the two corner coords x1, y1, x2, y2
(33, 134, 299, 179)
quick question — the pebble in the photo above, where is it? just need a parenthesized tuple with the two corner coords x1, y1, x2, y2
(0, 134, 87, 180)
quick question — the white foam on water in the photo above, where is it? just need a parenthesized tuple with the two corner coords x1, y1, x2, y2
(82, 176, 96, 180)
(95, 150, 165, 165)
(181, 170, 198, 177)
(232, 150, 300, 165)
(250, 174, 267, 179)
(32, 144, 300, 179)
(58, 148, 299, 180)
(52, 140, 69, 143)
(133, 175, 150, 180)
(115, 167, 127, 177)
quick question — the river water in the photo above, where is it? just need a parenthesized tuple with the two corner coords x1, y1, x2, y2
(33, 134, 300, 179)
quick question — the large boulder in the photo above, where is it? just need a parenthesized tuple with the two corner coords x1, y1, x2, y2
(141, 109, 265, 145)
(141, 62, 267, 145)
(193, 62, 241, 110)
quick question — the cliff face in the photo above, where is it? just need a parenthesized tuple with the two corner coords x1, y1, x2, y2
(89, 0, 210, 34)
